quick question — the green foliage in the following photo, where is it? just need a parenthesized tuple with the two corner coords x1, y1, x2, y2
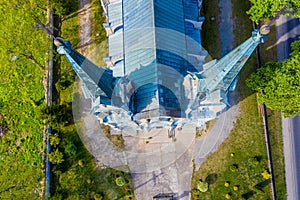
(50, 133, 60, 147)
(64, 142, 77, 156)
(261, 170, 271, 180)
(246, 41, 300, 117)
(48, 149, 64, 164)
(0, 1, 48, 199)
(248, 157, 260, 168)
(115, 176, 126, 187)
(93, 193, 103, 200)
(247, 0, 300, 24)
(197, 180, 209, 192)
(229, 164, 238, 172)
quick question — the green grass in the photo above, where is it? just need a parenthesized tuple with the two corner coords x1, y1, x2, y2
(0, 58, 45, 200)
(192, 93, 271, 200)
(86, 0, 108, 66)
(0, 1, 47, 199)
(267, 109, 286, 200)
(259, 20, 287, 200)
(191, 0, 273, 199)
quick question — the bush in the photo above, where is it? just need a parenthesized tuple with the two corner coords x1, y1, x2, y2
(230, 165, 237, 172)
(197, 180, 209, 192)
(233, 185, 239, 191)
(193, 189, 200, 195)
(261, 170, 271, 180)
(115, 177, 126, 187)
(93, 193, 103, 200)
(225, 193, 231, 199)
(249, 157, 260, 168)
(78, 160, 84, 167)
(64, 142, 77, 156)
(48, 149, 64, 164)
(50, 133, 60, 147)
(224, 181, 230, 187)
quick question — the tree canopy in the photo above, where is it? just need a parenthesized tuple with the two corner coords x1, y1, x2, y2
(246, 38, 300, 117)
(247, 0, 300, 24)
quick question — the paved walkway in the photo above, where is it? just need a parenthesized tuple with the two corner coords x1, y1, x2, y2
(194, 96, 239, 169)
(124, 125, 195, 199)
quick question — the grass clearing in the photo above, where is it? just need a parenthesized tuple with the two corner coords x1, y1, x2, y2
(88, 0, 108, 66)
(259, 21, 287, 200)
(192, 0, 274, 199)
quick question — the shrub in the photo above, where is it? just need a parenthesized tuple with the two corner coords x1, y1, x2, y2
(197, 180, 209, 192)
(115, 176, 126, 187)
(86, 178, 92, 185)
(261, 170, 271, 180)
(225, 193, 231, 199)
(48, 149, 64, 164)
(230, 165, 236, 172)
(233, 185, 239, 191)
(249, 157, 260, 168)
(193, 189, 200, 195)
(50, 133, 60, 147)
(64, 142, 77, 156)
(78, 160, 84, 167)
(224, 181, 230, 187)
(93, 193, 103, 200)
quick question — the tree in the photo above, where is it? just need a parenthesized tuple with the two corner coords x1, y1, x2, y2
(247, 0, 300, 24)
(197, 180, 209, 192)
(48, 149, 64, 164)
(246, 40, 300, 117)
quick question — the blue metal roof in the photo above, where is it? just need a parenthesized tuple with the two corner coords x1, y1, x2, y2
(57, 0, 267, 130)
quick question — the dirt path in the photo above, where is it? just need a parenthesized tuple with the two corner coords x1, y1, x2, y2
(79, 0, 92, 56)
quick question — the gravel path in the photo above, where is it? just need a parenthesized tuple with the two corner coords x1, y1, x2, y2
(79, 0, 92, 55)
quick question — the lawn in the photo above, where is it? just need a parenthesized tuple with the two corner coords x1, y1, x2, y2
(191, 0, 274, 199)
(0, 1, 47, 199)
(259, 20, 287, 200)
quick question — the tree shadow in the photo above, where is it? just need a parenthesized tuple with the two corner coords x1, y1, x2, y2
(255, 179, 271, 190)
(242, 190, 256, 199)
(241, 179, 271, 199)
(254, 155, 263, 162)
(177, 191, 189, 199)
(205, 173, 218, 184)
